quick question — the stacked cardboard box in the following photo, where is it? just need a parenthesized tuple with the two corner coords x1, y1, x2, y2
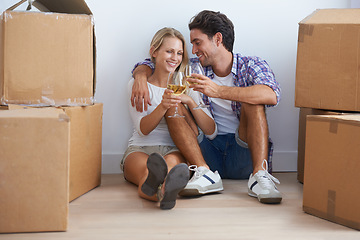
(0, 0, 96, 106)
(0, 108, 70, 233)
(295, 9, 360, 112)
(296, 108, 348, 183)
(295, 9, 360, 230)
(0, 0, 103, 233)
(303, 115, 360, 230)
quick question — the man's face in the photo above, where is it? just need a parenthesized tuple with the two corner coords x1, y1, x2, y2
(190, 29, 217, 67)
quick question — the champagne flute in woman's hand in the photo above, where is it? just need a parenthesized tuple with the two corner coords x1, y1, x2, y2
(185, 62, 209, 109)
(167, 71, 186, 118)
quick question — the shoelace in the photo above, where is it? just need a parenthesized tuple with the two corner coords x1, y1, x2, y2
(188, 165, 203, 181)
(258, 159, 280, 189)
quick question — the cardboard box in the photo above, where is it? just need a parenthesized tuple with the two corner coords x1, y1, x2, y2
(0, 0, 96, 106)
(295, 9, 360, 112)
(64, 103, 103, 201)
(0, 107, 70, 233)
(297, 108, 347, 183)
(6, 103, 104, 202)
(0, 103, 103, 233)
(303, 114, 360, 230)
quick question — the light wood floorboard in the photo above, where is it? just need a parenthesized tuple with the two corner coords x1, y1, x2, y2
(1, 173, 359, 239)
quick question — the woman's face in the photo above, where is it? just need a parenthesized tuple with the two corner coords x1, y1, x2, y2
(152, 36, 183, 73)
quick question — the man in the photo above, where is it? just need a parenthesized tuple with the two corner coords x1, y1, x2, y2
(131, 10, 282, 204)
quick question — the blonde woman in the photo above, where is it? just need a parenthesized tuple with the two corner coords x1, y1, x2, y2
(121, 27, 221, 210)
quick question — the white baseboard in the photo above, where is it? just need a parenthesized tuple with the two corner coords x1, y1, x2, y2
(102, 153, 123, 174)
(272, 151, 297, 172)
(101, 151, 298, 174)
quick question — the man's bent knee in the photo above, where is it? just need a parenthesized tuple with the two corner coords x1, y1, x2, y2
(238, 103, 267, 142)
(241, 103, 265, 115)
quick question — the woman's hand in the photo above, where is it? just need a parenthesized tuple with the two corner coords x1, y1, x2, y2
(179, 93, 193, 105)
(161, 89, 181, 109)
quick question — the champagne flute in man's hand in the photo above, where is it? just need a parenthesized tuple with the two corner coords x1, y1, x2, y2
(185, 62, 209, 109)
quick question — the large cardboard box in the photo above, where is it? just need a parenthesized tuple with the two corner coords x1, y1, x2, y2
(295, 9, 360, 112)
(0, 0, 96, 106)
(303, 114, 360, 230)
(0, 108, 70, 233)
(297, 108, 347, 183)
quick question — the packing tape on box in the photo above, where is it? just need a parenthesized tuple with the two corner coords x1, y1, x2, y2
(58, 113, 70, 122)
(298, 24, 314, 43)
(303, 191, 360, 230)
(327, 190, 336, 217)
(329, 121, 338, 134)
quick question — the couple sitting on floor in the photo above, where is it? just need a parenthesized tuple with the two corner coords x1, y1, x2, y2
(121, 10, 282, 210)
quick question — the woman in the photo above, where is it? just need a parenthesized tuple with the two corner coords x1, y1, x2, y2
(121, 27, 217, 210)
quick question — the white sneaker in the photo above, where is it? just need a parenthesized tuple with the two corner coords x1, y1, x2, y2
(179, 165, 223, 196)
(248, 159, 282, 204)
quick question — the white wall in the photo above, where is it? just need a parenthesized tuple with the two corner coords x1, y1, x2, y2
(0, 0, 352, 173)
(351, 0, 360, 7)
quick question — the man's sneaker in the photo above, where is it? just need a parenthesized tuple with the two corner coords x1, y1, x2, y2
(179, 165, 223, 196)
(248, 159, 282, 204)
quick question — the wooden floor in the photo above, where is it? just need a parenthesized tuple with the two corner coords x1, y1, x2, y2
(2, 173, 359, 239)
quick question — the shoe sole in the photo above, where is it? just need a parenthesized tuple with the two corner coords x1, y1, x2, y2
(160, 163, 189, 210)
(248, 188, 282, 204)
(141, 153, 168, 196)
(179, 185, 224, 196)
(259, 197, 282, 204)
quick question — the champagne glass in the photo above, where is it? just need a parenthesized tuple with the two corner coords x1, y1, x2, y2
(185, 62, 209, 109)
(167, 71, 186, 118)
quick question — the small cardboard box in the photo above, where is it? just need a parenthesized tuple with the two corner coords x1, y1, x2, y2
(0, 0, 96, 106)
(303, 114, 360, 230)
(295, 9, 360, 112)
(297, 108, 347, 183)
(0, 107, 70, 233)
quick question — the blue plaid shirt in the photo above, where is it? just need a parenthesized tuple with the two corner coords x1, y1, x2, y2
(190, 54, 280, 119)
(132, 54, 281, 172)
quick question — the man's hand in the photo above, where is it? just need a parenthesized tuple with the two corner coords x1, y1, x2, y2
(131, 65, 153, 112)
(188, 73, 278, 105)
(187, 73, 221, 98)
(131, 79, 151, 112)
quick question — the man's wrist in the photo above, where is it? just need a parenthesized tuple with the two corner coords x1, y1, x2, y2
(216, 85, 226, 98)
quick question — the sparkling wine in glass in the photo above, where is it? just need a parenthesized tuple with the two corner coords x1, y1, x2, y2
(167, 71, 186, 118)
(185, 62, 209, 109)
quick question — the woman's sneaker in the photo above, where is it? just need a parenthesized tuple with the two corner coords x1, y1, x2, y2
(179, 165, 223, 196)
(247, 159, 282, 204)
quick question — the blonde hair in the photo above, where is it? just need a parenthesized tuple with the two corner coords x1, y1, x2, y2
(149, 27, 189, 73)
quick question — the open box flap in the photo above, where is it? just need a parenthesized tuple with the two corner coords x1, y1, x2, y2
(7, 0, 92, 15)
